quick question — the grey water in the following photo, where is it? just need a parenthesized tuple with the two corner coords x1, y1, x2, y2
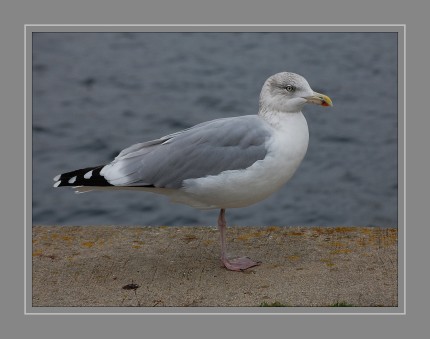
(32, 32, 398, 227)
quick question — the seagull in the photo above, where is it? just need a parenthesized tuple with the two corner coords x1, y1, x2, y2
(53, 72, 332, 271)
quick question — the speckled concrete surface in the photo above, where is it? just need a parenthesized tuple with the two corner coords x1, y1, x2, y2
(32, 226, 398, 307)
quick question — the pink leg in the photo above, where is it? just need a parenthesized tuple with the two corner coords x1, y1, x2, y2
(217, 209, 261, 271)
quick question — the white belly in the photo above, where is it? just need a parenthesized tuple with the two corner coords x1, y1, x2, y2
(174, 112, 309, 209)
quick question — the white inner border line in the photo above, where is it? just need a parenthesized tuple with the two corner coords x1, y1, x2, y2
(403, 25, 406, 314)
(24, 24, 27, 315)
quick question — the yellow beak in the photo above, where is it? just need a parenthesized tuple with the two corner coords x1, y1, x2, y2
(304, 91, 333, 107)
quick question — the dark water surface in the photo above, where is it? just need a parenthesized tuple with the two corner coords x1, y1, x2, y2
(32, 32, 398, 227)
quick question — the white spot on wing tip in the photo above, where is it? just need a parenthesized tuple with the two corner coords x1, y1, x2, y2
(53, 174, 61, 181)
(84, 170, 93, 179)
(53, 181, 61, 187)
(68, 176, 77, 184)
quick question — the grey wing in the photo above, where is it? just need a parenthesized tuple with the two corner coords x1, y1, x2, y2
(100, 116, 272, 188)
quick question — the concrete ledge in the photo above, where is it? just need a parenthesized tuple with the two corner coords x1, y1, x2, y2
(32, 226, 398, 307)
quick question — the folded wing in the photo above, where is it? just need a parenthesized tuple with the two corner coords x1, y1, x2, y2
(100, 115, 271, 189)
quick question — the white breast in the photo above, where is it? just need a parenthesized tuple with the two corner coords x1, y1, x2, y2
(174, 112, 309, 209)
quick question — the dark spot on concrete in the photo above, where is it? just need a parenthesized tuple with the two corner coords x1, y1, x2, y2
(122, 283, 140, 290)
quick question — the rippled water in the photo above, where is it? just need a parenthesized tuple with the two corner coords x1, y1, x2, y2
(32, 32, 398, 227)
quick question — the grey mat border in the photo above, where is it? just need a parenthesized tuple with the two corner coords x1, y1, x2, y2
(25, 24, 405, 315)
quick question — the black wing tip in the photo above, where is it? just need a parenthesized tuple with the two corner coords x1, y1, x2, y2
(52, 165, 113, 187)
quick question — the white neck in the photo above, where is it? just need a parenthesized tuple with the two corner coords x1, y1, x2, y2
(258, 109, 304, 129)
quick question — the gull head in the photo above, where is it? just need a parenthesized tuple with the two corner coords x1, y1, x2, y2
(259, 72, 333, 114)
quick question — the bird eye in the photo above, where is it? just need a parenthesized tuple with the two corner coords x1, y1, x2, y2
(285, 85, 295, 92)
